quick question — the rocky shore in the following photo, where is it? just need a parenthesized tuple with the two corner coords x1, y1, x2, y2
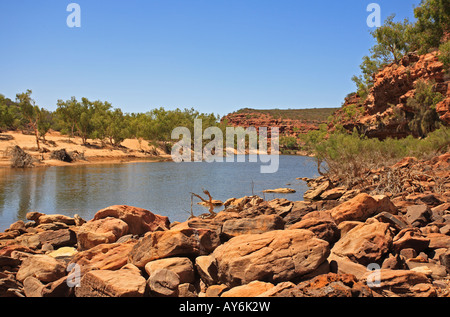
(0, 152, 449, 297)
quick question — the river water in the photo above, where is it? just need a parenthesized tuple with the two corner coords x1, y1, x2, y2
(0, 155, 319, 231)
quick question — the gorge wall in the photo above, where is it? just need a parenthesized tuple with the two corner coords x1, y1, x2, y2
(332, 51, 450, 139)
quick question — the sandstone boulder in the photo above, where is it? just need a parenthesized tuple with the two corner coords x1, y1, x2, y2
(75, 265, 146, 297)
(439, 249, 450, 273)
(93, 205, 170, 235)
(303, 180, 331, 201)
(221, 281, 274, 297)
(331, 219, 393, 266)
(16, 254, 66, 283)
(195, 255, 219, 286)
(329, 194, 397, 224)
(147, 268, 180, 297)
(221, 215, 284, 239)
(328, 253, 369, 280)
(361, 269, 435, 297)
(144, 257, 195, 284)
(76, 217, 129, 251)
(69, 241, 137, 273)
(213, 229, 330, 286)
(392, 228, 430, 253)
(296, 273, 373, 297)
(405, 204, 431, 227)
(38, 229, 77, 250)
(289, 210, 339, 243)
(320, 187, 347, 200)
(129, 228, 220, 268)
(426, 233, 450, 249)
(26, 212, 76, 226)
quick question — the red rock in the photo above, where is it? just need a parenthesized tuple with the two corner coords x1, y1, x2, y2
(129, 228, 220, 268)
(0, 245, 36, 257)
(296, 273, 373, 297)
(213, 229, 330, 286)
(147, 268, 180, 297)
(332, 51, 449, 139)
(16, 254, 66, 283)
(221, 281, 274, 297)
(75, 265, 146, 297)
(426, 233, 450, 249)
(195, 255, 219, 286)
(392, 157, 418, 169)
(289, 210, 339, 243)
(221, 215, 284, 239)
(392, 228, 430, 253)
(93, 205, 170, 235)
(331, 219, 393, 266)
(329, 193, 396, 224)
(76, 217, 129, 251)
(38, 229, 77, 249)
(361, 269, 435, 297)
(69, 240, 137, 273)
(144, 257, 195, 284)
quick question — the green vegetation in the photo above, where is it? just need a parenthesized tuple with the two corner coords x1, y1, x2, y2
(352, 0, 450, 100)
(0, 91, 220, 152)
(407, 80, 444, 138)
(412, 0, 450, 54)
(301, 125, 450, 186)
(280, 136, 299, 154)
(235, 108, 338, 122)
(439, 40, 450, 69)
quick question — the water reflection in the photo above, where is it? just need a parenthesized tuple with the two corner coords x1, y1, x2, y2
(0, 156, 318, 230)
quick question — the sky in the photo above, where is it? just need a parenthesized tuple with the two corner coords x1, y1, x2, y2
(0, 0, 422, 117)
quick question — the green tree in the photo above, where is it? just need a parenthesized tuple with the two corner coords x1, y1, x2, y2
(352, 15, 413, 99)
(37, 108, 53, 142)
(77, 98, 95, 145)
(90, 100, 112, 144)
(370, 15, 413, 64)
(412, 0, 450, 53)
(0, 95, 21, 131)
(105, 108, 128, 146)
(16, 90, 41, 150)
(56, 97, 82, 139)
(439, 40, 450, 69)
(407, 80, 444, 137)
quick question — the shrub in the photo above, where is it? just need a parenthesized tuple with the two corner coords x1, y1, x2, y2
(407, 80, 444, 138)
(302, 126, 450, 187)
(439, 40, 450, 69)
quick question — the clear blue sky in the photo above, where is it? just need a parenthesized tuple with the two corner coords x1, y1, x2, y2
(0, 0, 421, 117)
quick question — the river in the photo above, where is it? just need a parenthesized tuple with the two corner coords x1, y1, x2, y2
(0, 155, 319, 231)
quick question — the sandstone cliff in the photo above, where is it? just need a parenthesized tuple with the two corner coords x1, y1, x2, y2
(332, 51, 450, 139)
(221, 108, 337, 141)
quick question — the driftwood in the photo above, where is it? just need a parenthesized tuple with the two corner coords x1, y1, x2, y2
(50, 149, 73, 162)
(8, 146, 34, 168)
(190, 189, 217, 217)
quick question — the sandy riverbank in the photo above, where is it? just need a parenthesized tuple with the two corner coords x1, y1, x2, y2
(0, 130, 172, 168)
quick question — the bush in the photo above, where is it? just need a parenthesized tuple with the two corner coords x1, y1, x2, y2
(439, 40, 450, 69)
(407, 80, 444, 138)
(302, 127, 450, 186)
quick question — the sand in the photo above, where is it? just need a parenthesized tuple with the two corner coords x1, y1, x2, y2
(0, 130, 172, 168)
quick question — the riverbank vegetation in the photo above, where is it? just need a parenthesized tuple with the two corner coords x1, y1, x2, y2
(0, 90, 220, 153)
(301, 124, 449, 186)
